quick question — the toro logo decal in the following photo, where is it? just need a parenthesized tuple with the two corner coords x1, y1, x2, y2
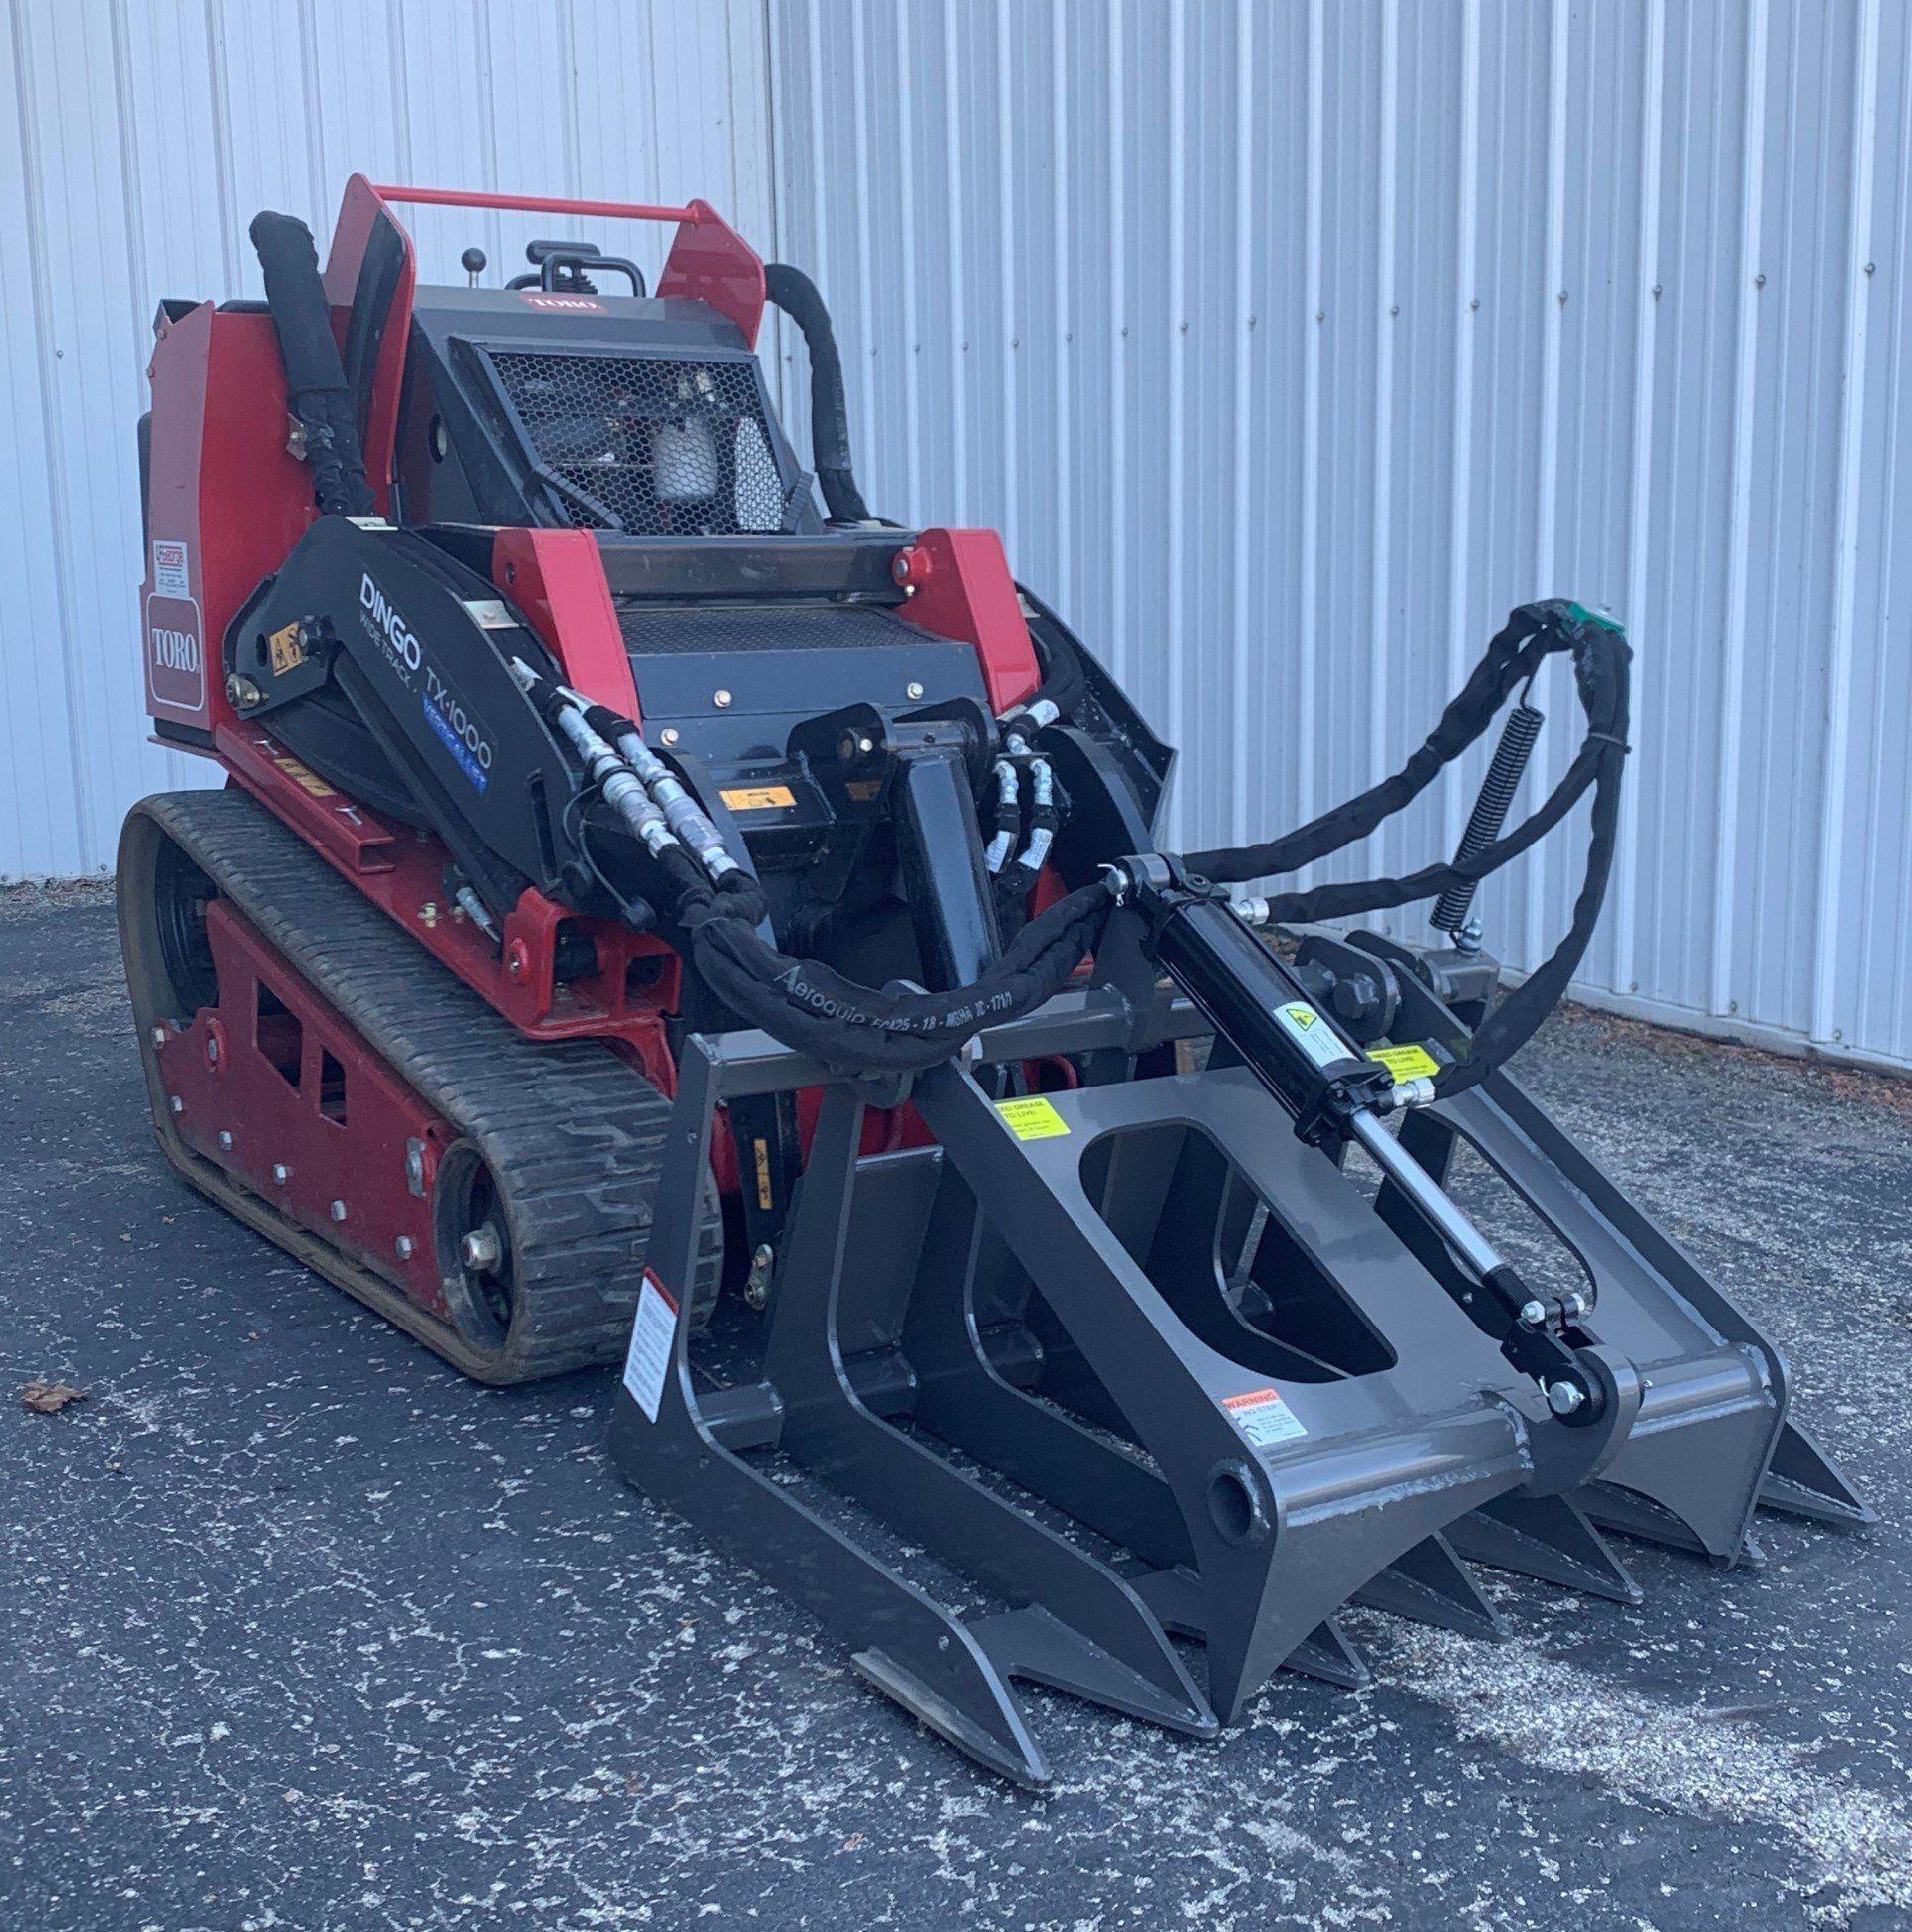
(517, 290, 604, 313)
(145, 538, 204, 713)
(145, 607, 205, 712)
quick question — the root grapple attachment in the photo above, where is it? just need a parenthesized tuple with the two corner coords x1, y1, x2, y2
(121, 177, 1872, 1791)
(611, 881, 1866, 1786)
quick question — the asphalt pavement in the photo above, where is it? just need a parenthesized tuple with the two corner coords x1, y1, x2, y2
(3, 881, 1909, 1931)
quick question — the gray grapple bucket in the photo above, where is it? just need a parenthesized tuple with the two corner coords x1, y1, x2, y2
(607, 954, 1868, 1787)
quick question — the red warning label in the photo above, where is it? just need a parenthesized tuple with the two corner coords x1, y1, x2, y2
(1222, 1387, 1308, 1449)
(622, 1269, 679, 1423)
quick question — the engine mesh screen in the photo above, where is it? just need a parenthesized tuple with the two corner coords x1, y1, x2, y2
(487, 351, 788, 536)
(617, 604, 920, 657)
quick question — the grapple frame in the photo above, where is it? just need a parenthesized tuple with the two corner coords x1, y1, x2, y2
(610, 912, 1868, 1788)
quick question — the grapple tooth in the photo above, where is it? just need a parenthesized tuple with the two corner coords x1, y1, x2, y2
(851, 1644, 1051, 1791)
(1759, 1418, 1876, 1527)
(1448, 1493, 1642, 1605)
(966, 1604, 1218, 1738)
(1285, 1619, 1369, 1689)
(1354, 1534, 1508, 1642)
(1403, 1072, 1803, 1570)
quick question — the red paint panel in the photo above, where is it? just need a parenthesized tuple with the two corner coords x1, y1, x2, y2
(654, 198, 767, 347)
(219, 725, 678, 1051)
(142, 305, 316, 734)
(893, 528, 1041, 714)
(323, 174, 418, 517)
(157, 898, 452, 1317)
(489, 529, 641, 720)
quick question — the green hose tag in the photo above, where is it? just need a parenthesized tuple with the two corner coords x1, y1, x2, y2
(1565, 600, 1625, 635)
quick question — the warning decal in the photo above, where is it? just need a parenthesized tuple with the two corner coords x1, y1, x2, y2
(1367, 1042, 1442, 1083)
(719, 784, 797, 812)
(270, 753, 336, 799)
(1223, 1386, 1308, 1449)
(622, 1270, 679, 1423)
(267, 621, 307, 676)
(995, 1095, 1072, 1141)
(1273, 1001, 1351, 1074)
(151, 538, 191, 600)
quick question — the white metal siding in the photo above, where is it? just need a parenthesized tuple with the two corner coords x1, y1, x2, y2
(0, 0, 773, 883)
(769, 0, 1912, 1072)
(6, 1, 1910, 1078)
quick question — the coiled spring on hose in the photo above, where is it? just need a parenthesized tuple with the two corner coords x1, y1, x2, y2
(1430, 700, 1545, 940)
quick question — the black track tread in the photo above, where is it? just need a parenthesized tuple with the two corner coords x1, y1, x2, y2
(129, 788, 722, 1381)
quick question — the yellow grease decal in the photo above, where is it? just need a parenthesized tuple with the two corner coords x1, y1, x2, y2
(720, 784, 797, 812)
(267, 621, 307, 676)
(1368, 1043, 1442, 1082)
(271, 754, 335, 799)
(752, 1137, 775, 1212)
(995, 1096, 1072, 1141)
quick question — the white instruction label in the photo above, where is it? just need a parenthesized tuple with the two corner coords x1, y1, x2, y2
(1223, 1386, 1308, 1449)
(1272, 1001, 1351, 1074)
(151, 538, 191, 600)
(622, 1270, 679, 1423)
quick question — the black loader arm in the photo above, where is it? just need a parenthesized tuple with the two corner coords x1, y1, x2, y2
(225, 516, 582, 918)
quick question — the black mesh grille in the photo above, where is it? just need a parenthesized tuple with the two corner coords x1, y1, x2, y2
(487, 351, 788, 536)
(617, 604, 917, 656)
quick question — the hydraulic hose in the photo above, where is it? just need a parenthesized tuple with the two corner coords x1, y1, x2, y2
(763, 263, 871, 525)
(683, 878, 1113, 1074)
(517, 660, 1113, 1075)
(984, 758, 1021, 874)
(1183, 600, 1631, 1098)
(248, 211, 375, 518)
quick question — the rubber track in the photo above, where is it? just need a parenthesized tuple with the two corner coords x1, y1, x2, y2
(130, 788, 722, 1381)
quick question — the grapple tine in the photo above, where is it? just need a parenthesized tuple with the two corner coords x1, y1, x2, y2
(851, 1646, 1051, 1791)
(1127, 1571, 1373, 1690)
(1760, 1418, 1876, 1527)
(1285, 1619, 1370, 1689)
(1354, 1534, 1508, 1643)
(1447, 1493, 1643, 1605)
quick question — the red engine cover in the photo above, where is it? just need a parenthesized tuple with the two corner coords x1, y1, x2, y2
(142, 306, 315, 739)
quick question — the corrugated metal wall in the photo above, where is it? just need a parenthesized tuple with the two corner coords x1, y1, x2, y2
(768, 0, 1912, 1073)
(0, 0, 772, 884)
(6, 0, 1909, 1075)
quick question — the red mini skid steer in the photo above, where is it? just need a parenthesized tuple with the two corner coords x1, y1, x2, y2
(120, 177, 1871, 1786)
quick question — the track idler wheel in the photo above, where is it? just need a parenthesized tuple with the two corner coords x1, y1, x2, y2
(434, 1141, 518, 1356)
